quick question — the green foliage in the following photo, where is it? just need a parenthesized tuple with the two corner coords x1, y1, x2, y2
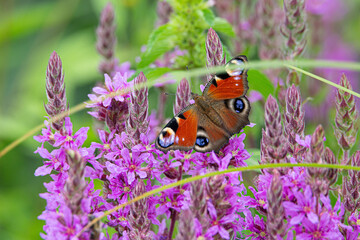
(138, 0, 234, 69)
(247, 69, 275, 98)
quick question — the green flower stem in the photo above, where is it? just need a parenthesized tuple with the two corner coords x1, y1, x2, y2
(77, 162, 360, 237)
(285, 64, 360, 99)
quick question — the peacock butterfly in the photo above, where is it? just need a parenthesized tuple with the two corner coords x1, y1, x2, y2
(155, 55, 251, 153)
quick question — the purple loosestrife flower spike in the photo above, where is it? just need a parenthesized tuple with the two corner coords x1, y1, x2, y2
(343, 151, 360, 213)
(323, 147, 338, 187)
(206, 28, 225, 81)
(334, 74, 359, 152)
(256, 0, 281, 61)
(175, 209, 196, 240)
(105, 99, 129, 134)
(266, 170, 285, 239)
(206, 174, 231, 223)
(281, 0, 306, 85)
(280, 0, 307, 60)
(126, 72, 149, 144)
(173, 78, 191, 115)
(261, 95, 288, 167)
(190, 180, 208, 228)
(284, 84, 305, 158)
(128, 181, 152, 240)
(255, 0, 283, 82)
(44, 51, 68, 133)
(155, 0, 173, 27)
(305, 125, 329, 196)
(96, 3, 116, 75)
(63, 149, 87, 215)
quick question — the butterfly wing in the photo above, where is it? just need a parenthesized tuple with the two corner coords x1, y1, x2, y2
(193, 55, 251, 152)
(155, 105, 198, 153)
(214, 96, 251, 136)
(203, 55, 248, 100)
(192, 96, 251, 153)
(155, 55, 251, 153)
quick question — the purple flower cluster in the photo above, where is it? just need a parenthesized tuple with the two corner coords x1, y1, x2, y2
(35, 117, 100, 239)
(246, 83, 359, 239)
(33, 2, 360, 240)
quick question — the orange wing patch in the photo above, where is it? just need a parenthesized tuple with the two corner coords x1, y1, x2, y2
(173, 109, 198, 147)
(206, 76, 247, 100)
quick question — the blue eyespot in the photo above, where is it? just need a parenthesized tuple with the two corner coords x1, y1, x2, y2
(158, 130, 175, 148)
(196, 136, 209, 147)
(234, 99, 244, 113)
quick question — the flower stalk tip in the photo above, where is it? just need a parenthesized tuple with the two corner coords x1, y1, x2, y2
(284, 84, 305, 158)
(173, 78, 191, 115)
(281, 0, 307, 60)
(261, 95, 288, 166)
(126, 72, 149, 144)
(45, 51, 68, 132)
(97, 3, 117, 75)
(335, 74, 359, 152)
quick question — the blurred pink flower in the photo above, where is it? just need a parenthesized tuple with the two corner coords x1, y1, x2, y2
(306, 0, 346, 23)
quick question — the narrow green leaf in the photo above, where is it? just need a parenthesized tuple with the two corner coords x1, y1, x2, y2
(137, 24, 176, 68)
(131, 67, 172, 86)
(211, 17, 235, 37)
(137, 43, 174, 68)
(145, 67, 172, 83)
(146, 24, 173, 51)
(248, 69, 275, 99)
(201, 8, 215, 26)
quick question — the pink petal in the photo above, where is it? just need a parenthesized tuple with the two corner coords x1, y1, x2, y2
(104, 74, 113, 90)
(128, 171, 135, 184)
(137, 170, 147, 179)
(290, 213, 305, 225)
(93, 87, 108, 95)
(219, 226, 230, 239)
(35, 165, 52, 176)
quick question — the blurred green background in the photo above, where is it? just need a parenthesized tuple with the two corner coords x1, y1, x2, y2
(0, 0, 157, 239)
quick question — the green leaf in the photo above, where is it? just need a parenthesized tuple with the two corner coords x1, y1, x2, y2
(137, 24, 176, 68)
(145, 67, 172, 83)
(248, 69, 275, 99)
(131, 67, 172, 87)
(247, 148, 261, 172)
(201, 8, 215, 26)
(223, 45, 232, 62)
(211, 17, 235, 37)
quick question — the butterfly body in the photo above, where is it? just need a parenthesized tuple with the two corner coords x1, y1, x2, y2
(155, 56, 251, 153)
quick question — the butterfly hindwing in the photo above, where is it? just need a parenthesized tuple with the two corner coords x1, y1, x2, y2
(192, 96, 250, 153)
(213, 96, 251, 135)
(194, 122, 230, 153)
(203, 55, 248, 100)
(155, 105, 198, 153)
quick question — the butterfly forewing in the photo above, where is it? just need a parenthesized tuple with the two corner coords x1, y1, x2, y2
(155, 105, 198, 153)
(203, 55, 249, 99)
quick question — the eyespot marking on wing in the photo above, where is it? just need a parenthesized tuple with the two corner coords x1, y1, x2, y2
(195, 129, 210, 149)
(234, 98, 245, 113)
(196, 136, 209, 147)
(158, 127, 175, 148)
